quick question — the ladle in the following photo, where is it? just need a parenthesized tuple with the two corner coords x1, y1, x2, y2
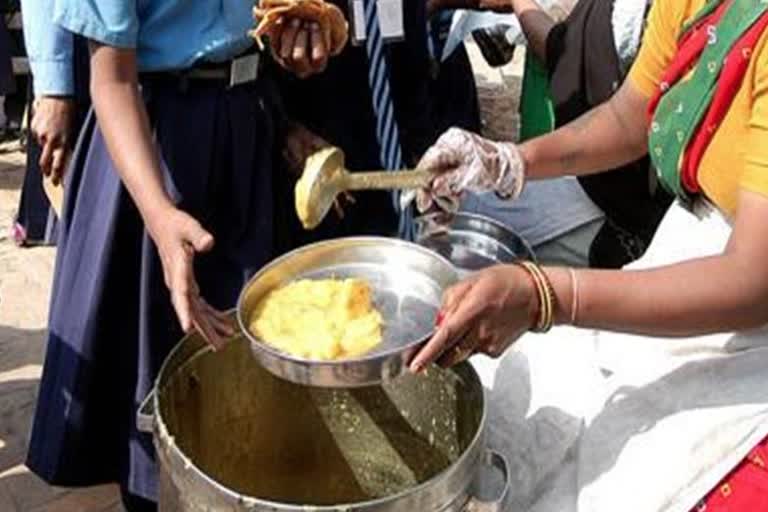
(295, 146, 431, 229)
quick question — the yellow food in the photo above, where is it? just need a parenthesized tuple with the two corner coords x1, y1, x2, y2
(294, 172, 312, 228)
(250, 278, 383, 360)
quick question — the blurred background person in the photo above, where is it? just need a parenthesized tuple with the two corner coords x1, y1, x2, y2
(273, 0, 481, 251)
(12, 0, 90, 246)
(462, 0, 671, 268)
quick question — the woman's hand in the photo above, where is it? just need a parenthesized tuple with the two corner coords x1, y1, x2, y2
(413, 127, 526, 213)
(409, 264, 539, 372)
(31, 96, 76, 185)
(268, 19, 329, 78)
(146, 207, 234, 350)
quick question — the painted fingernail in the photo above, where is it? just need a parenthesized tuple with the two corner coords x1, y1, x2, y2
(435, 311, 445, 327)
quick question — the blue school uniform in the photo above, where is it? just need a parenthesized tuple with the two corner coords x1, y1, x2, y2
(26, 0, 276, 503)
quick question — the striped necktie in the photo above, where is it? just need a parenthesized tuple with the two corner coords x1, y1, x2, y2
(362, 0, 413, 239)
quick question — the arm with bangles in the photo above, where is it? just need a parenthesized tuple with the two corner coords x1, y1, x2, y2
(517, 84, 768, 335)
(410, 80, 768, 370)
(553, 198, 768, 337)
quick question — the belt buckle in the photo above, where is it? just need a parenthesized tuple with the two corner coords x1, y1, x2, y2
(230, 53, 260, 88)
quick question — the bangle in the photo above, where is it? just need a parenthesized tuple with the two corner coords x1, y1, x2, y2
(568, 268, 580, 326)
(517, 261, 557, 333)
(520, 262, 547, 331)
(531, 264, 557, 332)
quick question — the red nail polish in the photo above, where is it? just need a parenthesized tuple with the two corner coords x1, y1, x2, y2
(435, 311, 445, 327)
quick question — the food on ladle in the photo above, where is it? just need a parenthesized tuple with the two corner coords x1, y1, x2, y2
(249, 278, 383, 360)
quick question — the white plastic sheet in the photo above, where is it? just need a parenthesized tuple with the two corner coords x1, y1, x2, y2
(441, 1, 573, 62)
(442, 11, 521, 63)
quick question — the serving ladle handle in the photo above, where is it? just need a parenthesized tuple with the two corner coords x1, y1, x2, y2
(343, 169, 433, 191)
(295, 146, 435, 230)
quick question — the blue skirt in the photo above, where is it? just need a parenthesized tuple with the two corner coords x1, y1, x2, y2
(26, 75, 276, 501)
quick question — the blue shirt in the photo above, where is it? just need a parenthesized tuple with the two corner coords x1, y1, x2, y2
(53, 0, 255, 72)
(22, 0, 74, 95)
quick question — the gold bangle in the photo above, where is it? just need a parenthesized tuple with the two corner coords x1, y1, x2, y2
(527, 264, 550, 331)
(516, 261, 544, 331)
(518, 261, 556, 333)
(528, 263, 556, 332)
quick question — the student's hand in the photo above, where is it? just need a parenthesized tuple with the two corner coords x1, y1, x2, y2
(409, 264, 537, 372)
(31, 96, 75, 185)
(269, 19, 329, 79)
(147, 207, 234, 350)
(413, 127, 526, 213)
(283, 121, 331, 175)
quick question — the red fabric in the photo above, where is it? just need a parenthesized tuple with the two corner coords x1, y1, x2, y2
(682, 11, 768, 192)
(689, 435, 768, 511)
(646, 0, 732, 117)
(646, 0, 768, 193)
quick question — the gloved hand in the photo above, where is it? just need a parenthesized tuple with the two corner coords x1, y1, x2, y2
(409, 128, 526, 213)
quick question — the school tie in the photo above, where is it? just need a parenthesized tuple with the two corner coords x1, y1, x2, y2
(362, 0, 414, 239)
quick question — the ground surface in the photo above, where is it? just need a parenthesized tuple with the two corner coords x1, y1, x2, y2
(0, 141, 122, 511)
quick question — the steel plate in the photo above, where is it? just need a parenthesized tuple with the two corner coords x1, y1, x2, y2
(237, 237, 459, 387)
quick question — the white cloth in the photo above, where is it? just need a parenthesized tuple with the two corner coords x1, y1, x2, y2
(473, 202, 768, 512)
(612, 0, 652, 76)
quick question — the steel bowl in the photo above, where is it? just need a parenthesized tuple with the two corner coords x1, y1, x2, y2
(414, 212, 536, 276)
(236, 237, 459, 387)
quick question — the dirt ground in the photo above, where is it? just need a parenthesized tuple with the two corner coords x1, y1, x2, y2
(0, 142, 122, 511)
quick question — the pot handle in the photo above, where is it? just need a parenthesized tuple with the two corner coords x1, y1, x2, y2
(466, 449, 510, 512)
(136, 390, 155, 434)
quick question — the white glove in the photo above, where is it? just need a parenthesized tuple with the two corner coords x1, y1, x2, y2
(407, 128, 526, 213)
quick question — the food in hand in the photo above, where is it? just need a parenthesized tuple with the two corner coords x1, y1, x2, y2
(249, 278, 383, 360)
(252, 0, 349, 56)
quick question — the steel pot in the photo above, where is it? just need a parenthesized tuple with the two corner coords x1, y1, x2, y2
(138, 313, 509, 511)
(414, 212, 536, 276)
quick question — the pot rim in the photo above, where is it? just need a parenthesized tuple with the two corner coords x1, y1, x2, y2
(151, 327, 489, 511)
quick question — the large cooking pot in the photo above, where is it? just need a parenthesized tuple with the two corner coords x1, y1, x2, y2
(138, 314, 509, 511)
